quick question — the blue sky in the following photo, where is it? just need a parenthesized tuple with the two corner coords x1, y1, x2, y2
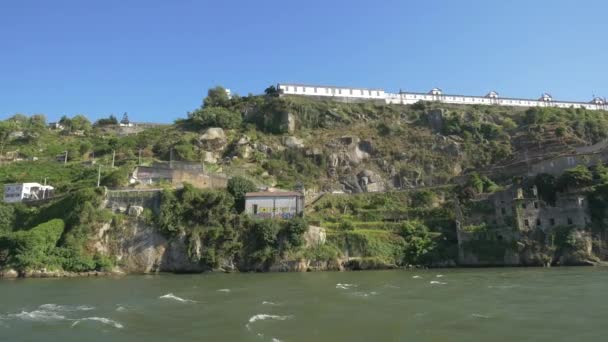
(1, 0, 606, 123)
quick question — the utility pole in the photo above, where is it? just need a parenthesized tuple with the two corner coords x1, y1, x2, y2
(111, 150, 115, 168)
(138, 148, 142, 165)
(64, 150, 68, 164)
(97, 164, 101, 187)
(169, 148, 173, 169)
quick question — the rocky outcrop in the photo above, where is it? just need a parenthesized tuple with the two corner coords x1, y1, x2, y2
(426, 109, 445, 132)
(357, 169, 385, 192)
(303, 226, 326, 247)
(198, 128, 227, 151)
(197, 128, 227, 164)
(281, 112, 296, 134)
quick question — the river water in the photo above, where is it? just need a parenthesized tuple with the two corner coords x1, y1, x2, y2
(0, 268, 607, 341)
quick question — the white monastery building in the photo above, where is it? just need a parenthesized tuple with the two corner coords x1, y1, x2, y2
(277, 83, 607, 111)
(3, 183, 54, 203)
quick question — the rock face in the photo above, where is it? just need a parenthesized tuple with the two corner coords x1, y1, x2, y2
(357, 169, 385, 192)
(198, 128, 227, 151)
(100, 220, 207, 274)
(281, 112, 296, 134)
(427, 109, 445, 132)
(303, 226, 326, 247)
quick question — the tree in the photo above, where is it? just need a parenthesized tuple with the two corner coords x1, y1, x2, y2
(227, 176, 257, 212)
(188, 107, 242, 129)
(557, 165, 593, 191)
(203, 86, 231, 108)
(399, 220, 436, 265)
(0, 120, 17, 155)
(279, 217, 308, 248)
(264, 85, 279, 97)
(121, 113, 130, 125)
(69, 115, 92, 132)
(29, 114, 47, 129)
(95, 115, 118, 126)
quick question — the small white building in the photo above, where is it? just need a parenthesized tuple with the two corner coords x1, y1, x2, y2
(244, 191, 304, 219)
(3, 183, 54, 203)
(48, 122, 65, 130)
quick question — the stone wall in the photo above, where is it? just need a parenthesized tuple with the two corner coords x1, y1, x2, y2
(171, 170, 228, 189)
(132, 166, 228, 190)
(106, 189, 161, 214)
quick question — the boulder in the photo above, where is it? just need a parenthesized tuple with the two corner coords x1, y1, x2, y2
(328, 136, 372, 166)
(357, 170, 385, 192)
(198, 128, 227, 151)
(238, 145, 253, 159)
(128, 205, 144, 217)
(0, 269, 19, 278)
(203, 151, 219, 164)
(236, 135, 250, 145)
(284, 136, 304, 149)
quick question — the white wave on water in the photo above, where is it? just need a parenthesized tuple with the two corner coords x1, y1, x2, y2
(217, 289, 231, 293)
(412, 275, 422, 279)
(115, 306, 128, 313)
(39, 304, 94, 312)
(383, 284, 400, 289)
(245, 314, 293, 331)
(472, 313, 492, 319)
(429, 281, 447, 285)
(8, 310, 66, 322)
(3, 303, 93, 323)
(351, 291, 379, 298)
(336, 283, 358, 290)
(435, 275, 444, 278)
(272, 338, 283, 342)
(71, 317, 124, 329)
(262, 301, 279, 306)
(159, 293, 196, 303)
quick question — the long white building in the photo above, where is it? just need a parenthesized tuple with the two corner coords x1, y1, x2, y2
(277, 83, 607, 111)
(4, 183, 54, 203)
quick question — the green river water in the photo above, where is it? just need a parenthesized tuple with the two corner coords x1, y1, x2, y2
(0, 268, 607, 341)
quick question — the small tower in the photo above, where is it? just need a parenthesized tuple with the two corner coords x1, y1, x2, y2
(429, 87, 443, 96)
(485, 91, 499, 99)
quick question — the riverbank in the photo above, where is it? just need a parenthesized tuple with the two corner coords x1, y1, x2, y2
(0, 268, 123, 279)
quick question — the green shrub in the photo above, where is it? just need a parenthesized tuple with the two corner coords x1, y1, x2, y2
(5, 219, 65, 270)
(227, 176, 257, 212)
